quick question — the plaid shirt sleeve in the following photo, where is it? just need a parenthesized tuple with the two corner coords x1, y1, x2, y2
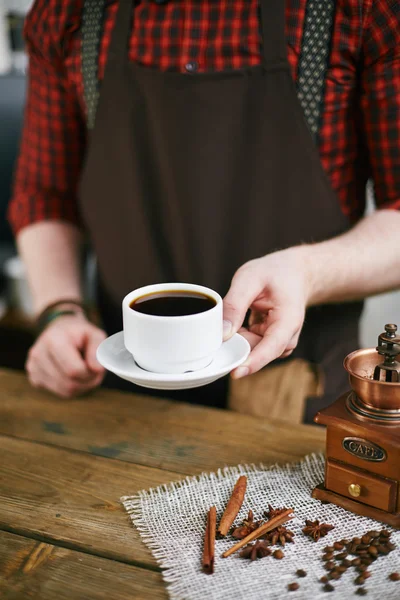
(7, 1, 86, 235)
(360, 0, 400, 212)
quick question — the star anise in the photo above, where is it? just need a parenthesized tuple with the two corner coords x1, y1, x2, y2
(239, 541, 272, 561)
(302, 519, 335, 542)
(264, 504, 288, 520)
(265, 525, 295, 546)
(231, 510, 261, 539)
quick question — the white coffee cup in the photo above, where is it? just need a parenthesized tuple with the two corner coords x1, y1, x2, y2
(122, 283, 223, 374)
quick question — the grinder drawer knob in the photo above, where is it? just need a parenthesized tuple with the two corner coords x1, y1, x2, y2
(348, 483, 361, 497)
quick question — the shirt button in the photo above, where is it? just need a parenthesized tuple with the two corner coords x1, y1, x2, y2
(185, 61, 198, 73)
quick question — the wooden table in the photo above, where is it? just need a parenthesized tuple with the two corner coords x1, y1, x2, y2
(0, 368, 325, 599)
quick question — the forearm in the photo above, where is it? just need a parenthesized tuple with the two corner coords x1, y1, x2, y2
(17, 221, 84, 315)
(300, 209, 400, 306)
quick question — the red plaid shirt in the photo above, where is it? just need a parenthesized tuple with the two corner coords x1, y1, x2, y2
(8, 0, 400, 234)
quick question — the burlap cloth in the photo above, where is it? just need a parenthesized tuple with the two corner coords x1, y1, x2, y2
(121, 454, 399, 599)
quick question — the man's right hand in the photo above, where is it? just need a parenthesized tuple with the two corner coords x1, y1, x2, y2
(26, 314, 107, 398)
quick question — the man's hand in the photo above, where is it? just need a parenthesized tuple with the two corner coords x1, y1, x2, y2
(223, 210, 400, 379)
(26, 314, 107, 397)
(223, 248, 308, 378)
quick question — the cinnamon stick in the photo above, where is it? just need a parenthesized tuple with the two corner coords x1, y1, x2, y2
(217, 475, 247, 537)
(203, 506, 217, 574)
(221, 508, 294, 558)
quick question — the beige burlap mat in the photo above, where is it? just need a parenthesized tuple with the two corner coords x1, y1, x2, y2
(121, 454, 399, 599)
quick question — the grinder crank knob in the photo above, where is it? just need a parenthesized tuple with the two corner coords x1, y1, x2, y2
(385, 324, 397, 336)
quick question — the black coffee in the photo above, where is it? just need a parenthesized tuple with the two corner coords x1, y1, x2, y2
(130, 290, 216, 317)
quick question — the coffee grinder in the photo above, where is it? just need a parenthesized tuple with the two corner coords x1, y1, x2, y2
(312, 324, 400, 527)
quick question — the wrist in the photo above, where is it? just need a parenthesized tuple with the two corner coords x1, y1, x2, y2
(288, 244, 321, 307)
(295, 242, 339, 307)
(36, 299, 87, 333)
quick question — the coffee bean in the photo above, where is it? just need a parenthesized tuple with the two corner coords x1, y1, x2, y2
(367, 530, 379, 538)
(296, 569, 307, 578)
(340, 539, 350, 545)
(368, 546, 378, 556)
(273, 550, 284, 559)
(328, 572, 341, 581)
(353, 538, 362, 545)
(350, 544, 359, 554)
(333, 542, 344, 551)
(336, 552, 348, 560)
(377, 545, 389, 555)
(324, 546, 334, 553)
(356, 589, 368, 596)
(389, 573, 400, 582)
(342, 559, 352, 568)
(361, 535, 371, 545)
(371, 539, 380, 547)
(288, 583, 299, 592)
(355, 576, 365, 586)
(363, 571, 371, 580)
(320, 576, 328, 584)
(337, 566, 347, 573)
(324, 561, 335, 571)
(352, 558, 361, 566)
(323, 583, 334, 592)
(380, 530, 390, 538)
(323, 552, 334, 561)
(387, 542, 396, 551)
(356, 565, 367, 573)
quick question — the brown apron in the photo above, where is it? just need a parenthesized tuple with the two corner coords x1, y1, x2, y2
(79, 0, 363, 418)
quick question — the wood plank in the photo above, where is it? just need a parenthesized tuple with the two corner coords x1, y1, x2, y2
(0, 434, 181, 567)
(0, 369, 325, 474)
(0, 530, 167, 600)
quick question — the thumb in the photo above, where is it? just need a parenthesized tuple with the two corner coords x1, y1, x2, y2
(223, 266, 261, 340)
(83, 328, 107, 373)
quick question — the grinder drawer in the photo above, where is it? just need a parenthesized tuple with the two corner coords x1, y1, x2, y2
(326, 459, 397, 512)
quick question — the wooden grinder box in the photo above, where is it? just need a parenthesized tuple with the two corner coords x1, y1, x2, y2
(312, 325, 400, 528)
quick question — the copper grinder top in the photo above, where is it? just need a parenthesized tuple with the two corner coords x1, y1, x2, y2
(344, 324, 400, 413)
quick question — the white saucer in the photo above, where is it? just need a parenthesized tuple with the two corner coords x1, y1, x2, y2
(97, 331, 250, 390)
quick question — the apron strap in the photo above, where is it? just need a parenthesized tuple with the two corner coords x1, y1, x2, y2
(81, 0, 106, 130)
(82, 0, 134, 130)
(296, 0, 336, 140)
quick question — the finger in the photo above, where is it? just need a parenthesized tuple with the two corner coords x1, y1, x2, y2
(249, 321, 270, 337)
(249, 324, 301, 352)
(232, 319, 294, 378)
(223, 264, 262, 340)
(52, 373, 103, 398)
(26, 343, 55, 382)
(83, 330, 107, 374)
(27, 361, 47, 389)
(46, 332, 92, 380)
(248, 310, 266, 329)
(28, 347, 102, 397)
(45, 345, 103, 387)
(237, 328, 262, 351)
(33, 364, 102, 398)
(280, 349, 294, 358)
(34, 345, 68, 382)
